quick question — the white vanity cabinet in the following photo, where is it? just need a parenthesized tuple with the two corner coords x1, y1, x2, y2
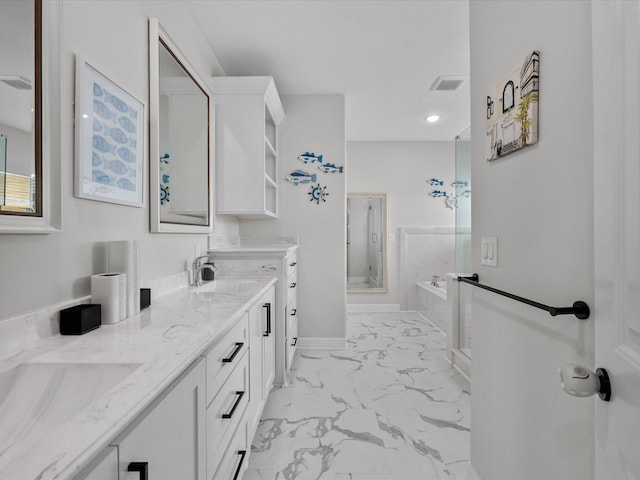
(115, 358, 207, 480)
(210, 76, 284, 218)
(209, 244, 299, 386)
(247, 287, 276, 437)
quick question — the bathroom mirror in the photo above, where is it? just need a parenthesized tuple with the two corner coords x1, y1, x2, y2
(149, 18, 213, 233)
(347, 193, 388, 293)
(0, 0, 61, 232)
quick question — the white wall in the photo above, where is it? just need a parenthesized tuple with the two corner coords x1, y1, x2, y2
(0, 1, 240, 322)
(346, 141, 455, 306)
(240, 94, 347, 340)
(469, 2, 594, 479)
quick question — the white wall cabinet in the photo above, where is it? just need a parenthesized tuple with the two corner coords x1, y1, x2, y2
(210, 76, 284, 218)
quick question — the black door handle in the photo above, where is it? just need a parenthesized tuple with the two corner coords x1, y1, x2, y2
(291, 337, 298, 347)
(291, 308, 297, 316)
(232, 450, 247, 480)
(222, 391, 245, 419)
(222, 342, 244, 363)
(289, 262, 297, 267)
(128, 462, 148, 480)
(289, 282, 296, 288)
(263, 303, 271, 336)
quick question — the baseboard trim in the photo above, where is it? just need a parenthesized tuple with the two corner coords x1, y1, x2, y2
(346, 304, 401, 313)
(297, 337, 347, 350)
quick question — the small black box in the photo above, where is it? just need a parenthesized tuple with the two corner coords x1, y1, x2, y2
(59, 304, 101, 335)
(140, 288, 151, 310)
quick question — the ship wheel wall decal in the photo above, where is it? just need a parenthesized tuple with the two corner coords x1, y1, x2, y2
(308, 183, 329, 204)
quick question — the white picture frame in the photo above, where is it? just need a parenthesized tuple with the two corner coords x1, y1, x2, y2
(74, 56, 145, 207)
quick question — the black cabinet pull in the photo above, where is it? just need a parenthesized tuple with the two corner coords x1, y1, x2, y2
(289, 262, 297, 267)
(263, 302, 271, 337)
(289, 282, 296, 288)
(232, 450, 247, 480)
(291, 308, 297, 316)
(222, 391, 245, 419)
(128, 462, 148, 480)
(222, 342, 243, 363)
(291, 337, 298, 347)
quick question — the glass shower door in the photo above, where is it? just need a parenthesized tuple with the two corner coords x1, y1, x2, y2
(455, 127, 472, 359)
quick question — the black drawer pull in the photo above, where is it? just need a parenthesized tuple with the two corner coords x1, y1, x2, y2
(222, 342, 244, 363)
(232, 450, 247, 480)
(263, 302, 271, 336)
(289, 262, 297, 267)
(222, 391, 245, 419)
(291, 337, 298, 347)
(291, 308, 297, 316)
(128, 462, 148, 480)
(289, 282, 296, 288)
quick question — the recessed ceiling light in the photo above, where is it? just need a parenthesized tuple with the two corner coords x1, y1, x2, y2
(425, 115, 440, 123)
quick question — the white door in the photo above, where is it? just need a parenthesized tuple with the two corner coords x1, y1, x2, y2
(593, 1, 640, 478)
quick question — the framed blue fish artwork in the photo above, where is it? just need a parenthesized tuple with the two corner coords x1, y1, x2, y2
(308, 183, 329, 204)
(74, 55, 145, 207)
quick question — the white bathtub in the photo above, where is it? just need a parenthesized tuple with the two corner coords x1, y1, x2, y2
(416, 279, 451, 334)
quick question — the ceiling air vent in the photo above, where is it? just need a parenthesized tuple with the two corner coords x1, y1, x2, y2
(0, 75, 32, 90)
(430, 76, 466, 92)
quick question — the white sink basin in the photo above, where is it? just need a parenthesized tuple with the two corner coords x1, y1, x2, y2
(0, 362, 141, 453)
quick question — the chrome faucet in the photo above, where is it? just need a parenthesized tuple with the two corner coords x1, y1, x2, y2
(431, 275, 441, 287)
(191, 255, 216, 287)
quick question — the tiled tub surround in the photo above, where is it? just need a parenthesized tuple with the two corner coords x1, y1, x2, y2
(245, 311, 471, 480)
(0, 277, 276, 480)
(416, 279, 450, 334)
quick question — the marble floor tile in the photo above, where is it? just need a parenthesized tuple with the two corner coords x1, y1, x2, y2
(244, 312, 471, 480)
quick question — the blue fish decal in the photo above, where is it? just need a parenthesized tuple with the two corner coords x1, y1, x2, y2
(430, 190, 448, 198)
(117, 146, 135, 163)
(286, 169, 317, 185)
(93, 82, 104, 97)
(93, 100, 116, 122)
(461, 189, 472, 198)
(92, 169, 114, 185)
(318, 163, 343, 174)
(451, 180, 469, 188)
(92, 135, 116, 154)
(104, 91, 129, 113)
(105, 127, 129, 145)
(107, 159, 128, 175)
(428, 178, 444, 186)
(116, 177, 136, 191)
(298, 152, 323, 164)
(160, 153, 170, 164)
(92, 152, 102, 167)
(117, 115, 137, 134)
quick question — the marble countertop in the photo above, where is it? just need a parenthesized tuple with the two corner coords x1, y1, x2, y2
(0, 277, 276, 480)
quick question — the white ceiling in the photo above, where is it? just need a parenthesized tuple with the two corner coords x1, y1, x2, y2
(186, 0, 470, 142)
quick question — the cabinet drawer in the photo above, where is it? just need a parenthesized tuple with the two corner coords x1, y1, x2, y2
(205, 313, 248, 406)
(206, 351, 249, 478)
(286, 269, 297, 303)
(212, 420, 249, 480)
(285, 252, 297, 278)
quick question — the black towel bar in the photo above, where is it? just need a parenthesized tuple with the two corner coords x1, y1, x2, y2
(457, 274, 590, 320)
